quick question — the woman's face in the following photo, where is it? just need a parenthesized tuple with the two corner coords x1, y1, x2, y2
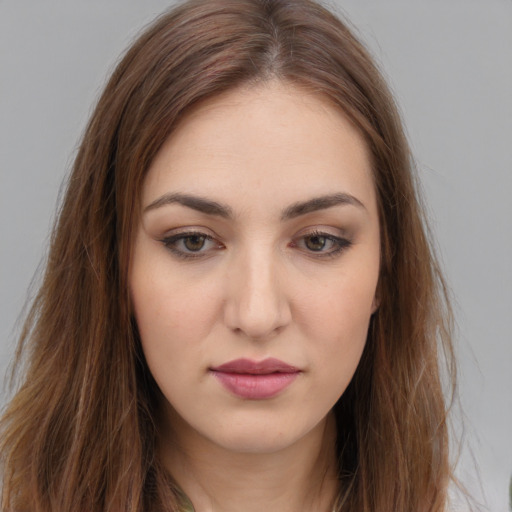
(129, 81, 380, 455)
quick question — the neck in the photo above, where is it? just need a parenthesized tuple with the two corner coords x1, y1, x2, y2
(159, 411, 339, 512)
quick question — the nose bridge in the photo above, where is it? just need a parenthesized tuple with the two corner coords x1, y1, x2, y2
(224, 243, 290, 339)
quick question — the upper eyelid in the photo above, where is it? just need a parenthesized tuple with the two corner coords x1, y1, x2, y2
(159, 229, 351, 263)
(162, 229, 350, 248)
(292, 232, 350, 247)
(161, 231, 217, 247)
(160, 232, 221, 260)
(293, 224, 349, 236)
(161, 226, 216, 237)
(162, 231, 213, 240)
(158, 226, 349, 241)
(292, 228, 353, 244)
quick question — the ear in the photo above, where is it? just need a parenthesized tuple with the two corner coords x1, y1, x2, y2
(371, 294, 380, 314)
(371, 280, 381, 314)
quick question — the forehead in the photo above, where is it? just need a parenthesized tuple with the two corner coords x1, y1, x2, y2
(142, 80, 376, 217)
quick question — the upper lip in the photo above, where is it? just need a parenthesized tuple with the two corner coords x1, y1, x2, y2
(210, 358, 300, 375)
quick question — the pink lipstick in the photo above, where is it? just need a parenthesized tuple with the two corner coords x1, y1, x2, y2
(210, 358, 300, 399)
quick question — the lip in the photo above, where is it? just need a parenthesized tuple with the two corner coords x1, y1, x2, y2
(210, 358, 301, 399)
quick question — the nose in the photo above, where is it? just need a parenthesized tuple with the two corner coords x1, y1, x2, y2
(223, 248, 291, 340)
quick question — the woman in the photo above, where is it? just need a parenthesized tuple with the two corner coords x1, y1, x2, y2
(0, 0, 457, 510)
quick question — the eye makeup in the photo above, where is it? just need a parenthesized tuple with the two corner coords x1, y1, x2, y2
(160, 230, 225, 260)
(159, 227, 353, 261)
(290, 229, 352, 259)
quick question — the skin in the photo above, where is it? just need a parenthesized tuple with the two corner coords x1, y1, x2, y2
(129, 81, 381, 512)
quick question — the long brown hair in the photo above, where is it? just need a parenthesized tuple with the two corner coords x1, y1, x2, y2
(1, 0, 456, 510)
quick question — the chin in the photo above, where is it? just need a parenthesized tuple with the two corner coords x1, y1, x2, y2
(211, 429, 303, 455)
(199, 410, 330, 456)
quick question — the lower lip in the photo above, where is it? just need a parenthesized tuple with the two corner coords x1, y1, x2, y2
(211, 371, 299, 399)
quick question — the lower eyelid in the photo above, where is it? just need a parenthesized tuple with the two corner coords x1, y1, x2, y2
(290, 233, 351, 254)
(315, 239, 352, 258)
(159, 229, 351, 258)
(160, 231, 225, 260)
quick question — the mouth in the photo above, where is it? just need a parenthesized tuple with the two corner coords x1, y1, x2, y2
(209, 358, 301, 400)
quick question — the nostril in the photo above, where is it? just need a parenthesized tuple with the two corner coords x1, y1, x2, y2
(224, 292, 291, 340)
(222, 255, 292, 338)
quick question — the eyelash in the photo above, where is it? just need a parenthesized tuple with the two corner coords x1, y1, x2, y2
(160, 231, 223, 260)
(290, 230, 352, 259)
(160, 230, 352, 260)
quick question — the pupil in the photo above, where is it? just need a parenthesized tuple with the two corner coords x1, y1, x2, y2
(184, 235, 205, 251)
(306, 235, 326, 251)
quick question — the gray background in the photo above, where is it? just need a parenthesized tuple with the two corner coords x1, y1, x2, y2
(1, 1, 511, 510)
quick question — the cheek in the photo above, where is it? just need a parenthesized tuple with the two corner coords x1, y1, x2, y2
(130, 281, 212, 416)
(300, 267, 377, 336)
(132, 278, 218, 353)
(129, 248, 222, 386)
(296, 265, 377, 382)
(130, 234, 220, 334)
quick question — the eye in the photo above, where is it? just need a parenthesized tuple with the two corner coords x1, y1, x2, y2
(304, 234, 329, 252)
(160, 231, 224, 259)
(291, 230, 351, 258)
(182, 234, 208, 251)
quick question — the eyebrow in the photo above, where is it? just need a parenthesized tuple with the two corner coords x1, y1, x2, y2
(280, 193, 366, 220)
(143, 191, 365, 219)
(144, 193, 233, 218)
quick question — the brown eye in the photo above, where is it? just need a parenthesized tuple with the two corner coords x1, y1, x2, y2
(183, 234, 207, 251)
(290, 231, 352, 259)
(304, 234, 327, 251)
(161, 231, 222, 259)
